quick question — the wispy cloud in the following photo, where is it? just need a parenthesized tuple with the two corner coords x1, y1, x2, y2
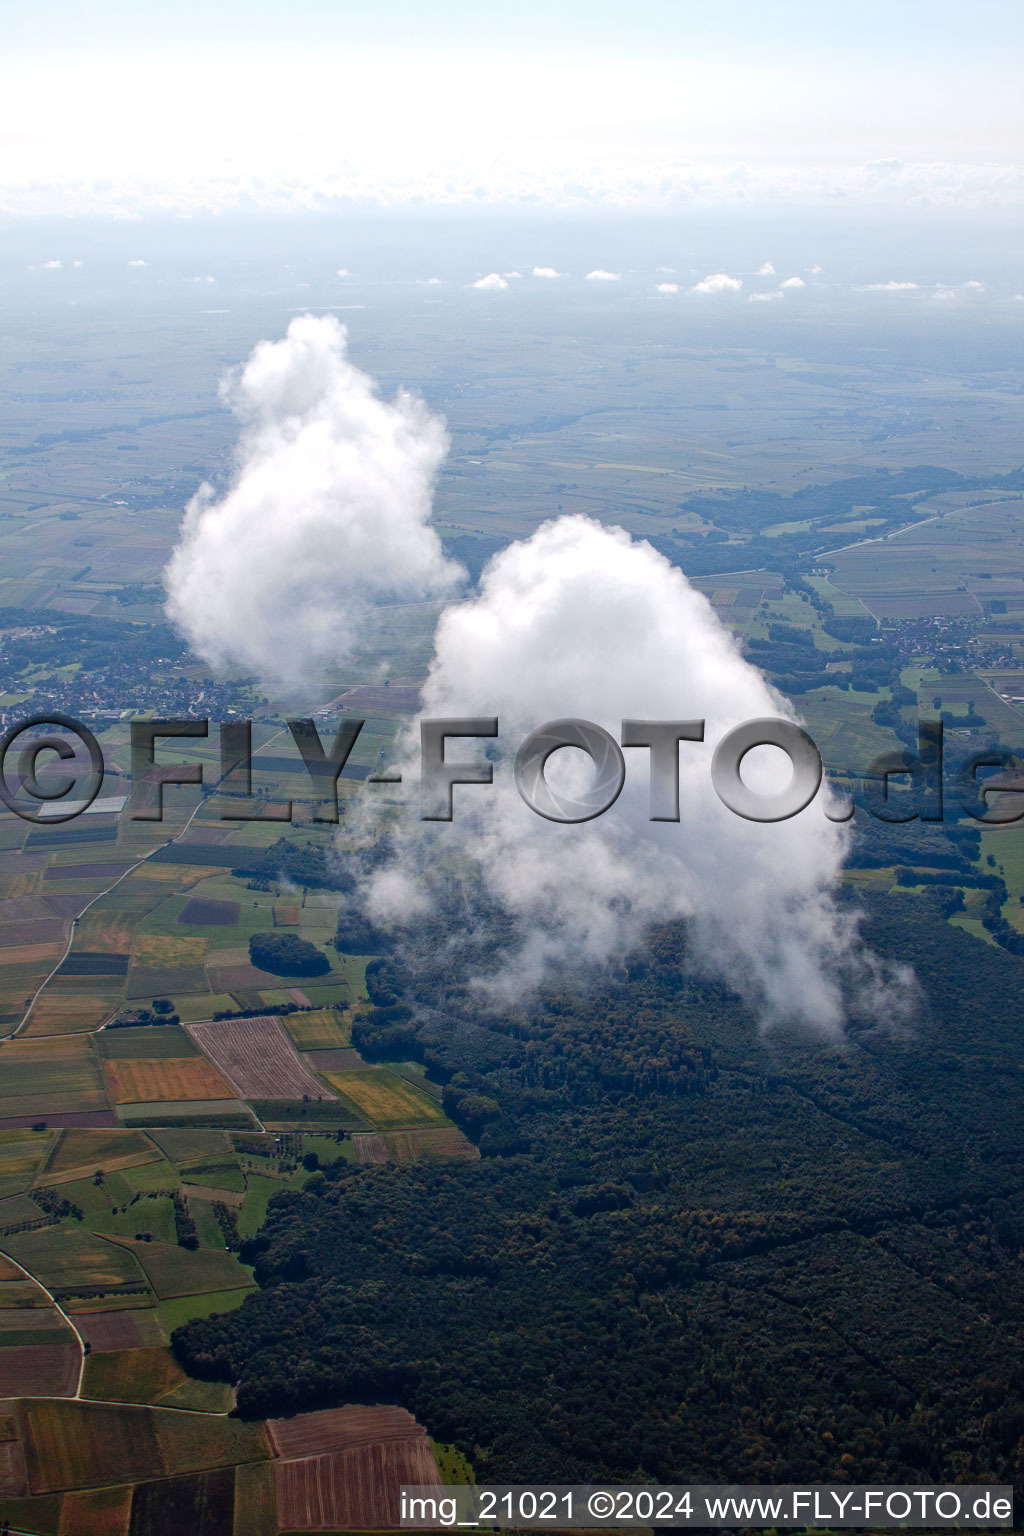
(532, 266, 561, 278)
(859, 280, 919, 291)
(748, 289, 783, 302)
(3, 160, 1021, 218)
(756, 261, 775, 275)
(127, 258, 146, 267)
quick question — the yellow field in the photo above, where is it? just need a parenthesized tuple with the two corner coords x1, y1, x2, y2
(103, 1057, 234, 1105)
(324, 1069, 449, 1129)
(132, 935, 208, 965)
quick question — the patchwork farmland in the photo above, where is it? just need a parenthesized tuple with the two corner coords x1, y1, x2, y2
(0, 770, 482, 1530)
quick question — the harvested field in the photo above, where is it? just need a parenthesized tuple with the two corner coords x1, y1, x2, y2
(285, 987, 311, 1005)
(0, 1035, 108, 1120)
(0, 940, 65, 968)
(0, 1343, 79, 1396)
(128, 1467, 234, 1536)
(96, 1027, 200, 1060)
(186, 1017, 335, 1101)
(103, 1236, 254, 1299)
(384, 1127, 478, 1162)
(22, 996, 122, 1036)
(305, 1048, 363, 1071)
(70, 1309, 165, 1352)
(177, 899, 239, 927)
(273, 906, 300, 927)
(83, 1346, 191, 1406)
(350, 1132, 389, 1164)
(103, 1058, 234, 1105)
(273, 1435, 440, 1530)
(325, 1069, 450, 1129)
(282, 1007, 350, 1056)
(21, 1399, 164, 1491)
(59, 1484, 132, 1536)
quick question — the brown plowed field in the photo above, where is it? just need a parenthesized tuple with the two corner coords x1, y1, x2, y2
(0, 1343, 79, 1397)
(70, 1309, 162, 1352)
(267, 1404, 425, 1458)
(273, 1437, 441, 1530)
(186, 1017, 333, 1101)
(177, 898, 239, 926)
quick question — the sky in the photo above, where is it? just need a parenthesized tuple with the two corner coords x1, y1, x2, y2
(1, 1, 1021, 213)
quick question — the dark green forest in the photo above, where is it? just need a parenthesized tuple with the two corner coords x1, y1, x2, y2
(176, 896, 1024, 1493)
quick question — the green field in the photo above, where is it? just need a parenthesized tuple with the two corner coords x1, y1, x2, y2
(108, 1237, 254, 1299)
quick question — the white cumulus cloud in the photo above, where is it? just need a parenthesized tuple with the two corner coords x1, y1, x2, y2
(691, 273, 743, 294)
(471, 273, 508, 290)
(655, 282, 680, 294)
(532, 266, 561, 278)
(756, 261, 776, 276)
(361, 517, 914, 1034)
(164, 313, 462, 682)
(41, 258, 61, 269)
(585, 269, 620, 281)
(859, 280, 919, 291)
(780, 276, 805, 288)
